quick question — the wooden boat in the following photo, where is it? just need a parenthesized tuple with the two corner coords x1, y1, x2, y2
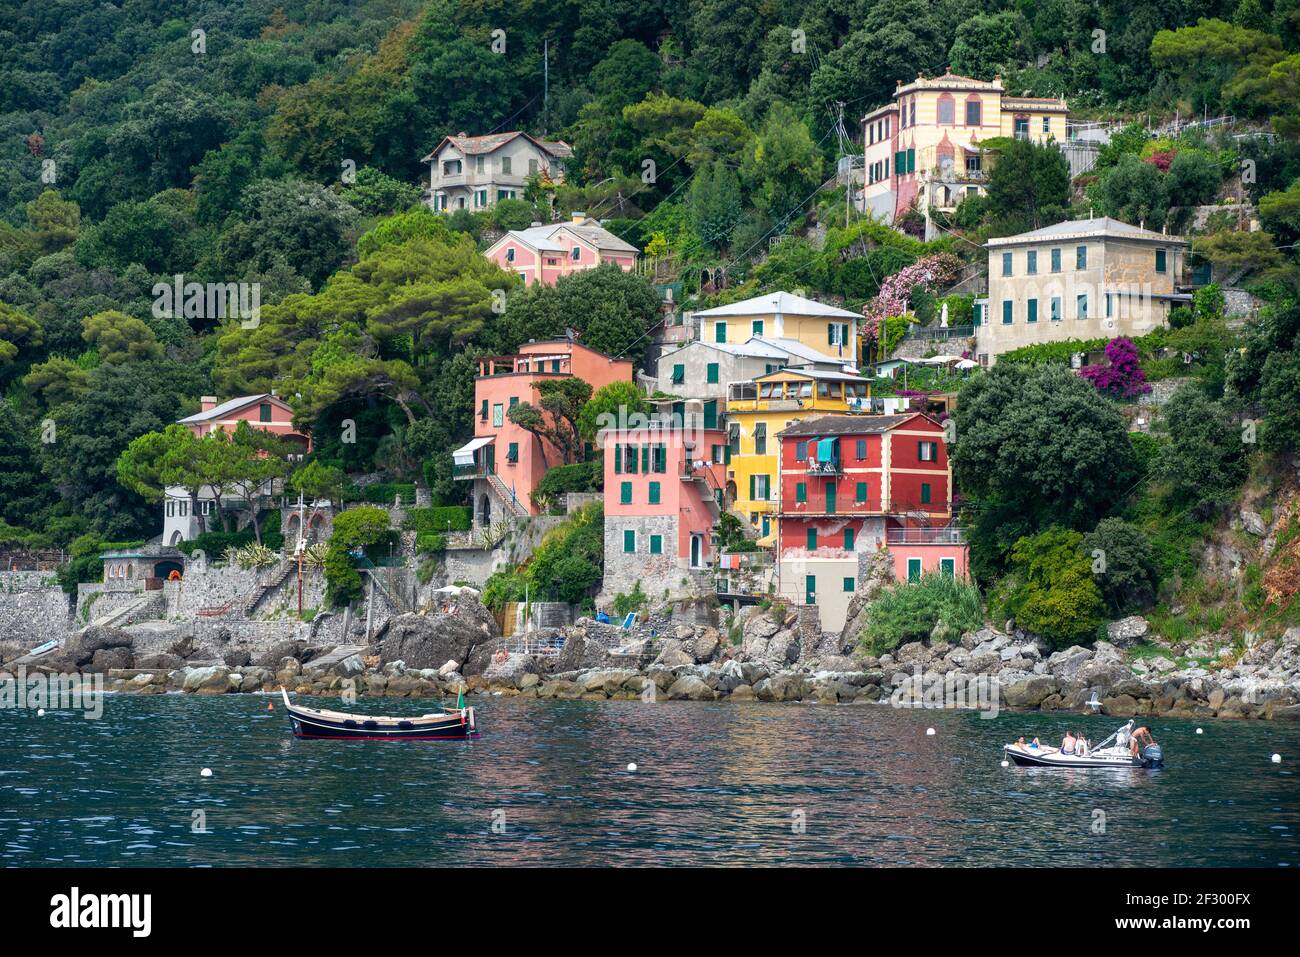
(280, 687, 479, 740)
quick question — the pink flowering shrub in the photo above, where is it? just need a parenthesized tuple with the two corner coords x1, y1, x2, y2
(1078, 337, 1152, 399)
(861, 253, 962, 343)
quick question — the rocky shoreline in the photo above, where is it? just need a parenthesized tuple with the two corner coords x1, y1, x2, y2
(6, 593, 1300, 722)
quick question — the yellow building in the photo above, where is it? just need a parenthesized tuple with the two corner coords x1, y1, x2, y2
(693, 292, 861, 368)
(860, 72, 1068, 239)
(725, 368, 870, 535)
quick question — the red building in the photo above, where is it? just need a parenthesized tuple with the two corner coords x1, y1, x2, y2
(774, 412, 967, 629)
(452, 337, 633, 525)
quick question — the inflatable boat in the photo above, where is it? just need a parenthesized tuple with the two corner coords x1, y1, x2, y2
(1004, 721, 1164, 768)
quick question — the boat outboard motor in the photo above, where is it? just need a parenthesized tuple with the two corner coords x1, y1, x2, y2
(1140, 743, 1164, 767)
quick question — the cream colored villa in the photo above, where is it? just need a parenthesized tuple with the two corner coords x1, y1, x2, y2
(860, 72, 1068, 238)
(974, 217, 1191, 364)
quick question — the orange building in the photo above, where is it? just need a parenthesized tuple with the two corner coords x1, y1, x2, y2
(453, 337, 633, 525)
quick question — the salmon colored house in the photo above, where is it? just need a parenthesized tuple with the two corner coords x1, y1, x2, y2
(454, 337, 633, 525)
(163, 394, 311, 545)
(774, 412, 968, 631)
(598, 419, 728, 600)
(483, 212, 638, 286)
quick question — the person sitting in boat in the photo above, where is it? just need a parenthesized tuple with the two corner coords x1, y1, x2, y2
(1061, 730, 1077, 755)
(1076, 734, 1089, 756)
(1029, 737, 1041, 750)
(1015, 736, 1026, 747)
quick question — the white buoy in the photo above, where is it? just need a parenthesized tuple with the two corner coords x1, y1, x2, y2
(36, 708, 45, 716)
(200, 768, 213, 777)
(1000, 760, 1009, 768)
(1196, 727, 1203, 734)
(1272, 754, 1282, 764)
(627, 762, 637, 772)
(926, 727, 935, 736)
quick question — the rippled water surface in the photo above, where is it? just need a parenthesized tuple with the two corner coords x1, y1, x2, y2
(2, 694, 1298, 866)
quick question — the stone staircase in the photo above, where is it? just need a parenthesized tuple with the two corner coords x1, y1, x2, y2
(89, 591, 165, 630)
(240, 561, 296, 618)
(488, 474, 530, 518)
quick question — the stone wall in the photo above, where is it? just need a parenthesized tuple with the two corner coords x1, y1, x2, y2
(0, 572, 73, 645)
(601, 514, 689, 603)
(75, 582, 149, 626)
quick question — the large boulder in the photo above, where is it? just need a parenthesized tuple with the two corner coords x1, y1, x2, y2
(552, 629, 610, 673)
(53, 625, 133, 670)
(1106, 616, 1149, 648)
(483, 653, 538, 689)
(87, 646, 134, 673)
(837, 550, 896, 649)
(690, 628, 722, 664)
(666, 674, 716, 701)
(380, 613, 489, 673)
(652, 639, 695, 668)
(744, 628, 800, 671)
(254, 640, 307, 668)
(1002, 675, 1058, 709)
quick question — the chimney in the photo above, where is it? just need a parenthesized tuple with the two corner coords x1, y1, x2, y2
(200, 395, 218, 412)
(571, 210, 587, 225)
(457, 131, 467, 138)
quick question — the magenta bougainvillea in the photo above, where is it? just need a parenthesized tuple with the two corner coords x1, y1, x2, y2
(1078, 337, 1152, 399)
(861, 253, 962, 344)
(1144, 149, 1175, 172)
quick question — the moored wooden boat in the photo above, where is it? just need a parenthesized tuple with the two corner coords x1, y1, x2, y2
(280, 687, 479, 740)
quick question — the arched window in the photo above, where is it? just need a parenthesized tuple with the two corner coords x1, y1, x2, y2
(937, 94, 955, 125)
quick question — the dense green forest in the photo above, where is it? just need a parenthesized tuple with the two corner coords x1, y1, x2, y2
(1, 0, 1299, 616)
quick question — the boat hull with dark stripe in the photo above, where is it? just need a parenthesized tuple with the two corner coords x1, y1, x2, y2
(281, 688, 479, 740)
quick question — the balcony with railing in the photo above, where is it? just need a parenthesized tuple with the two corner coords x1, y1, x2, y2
(886, 526, 966, 545)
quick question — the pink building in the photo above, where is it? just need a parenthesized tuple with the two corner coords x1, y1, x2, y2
(453, 337, 633, 525)
(178, 394, 310, 452)
(164, 394, 311, 544)
(598, 421, 728, 599)
(484, 213, 638, 286)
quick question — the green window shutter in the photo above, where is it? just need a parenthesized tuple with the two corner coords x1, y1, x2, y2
(648, 481, 660, 505)
(620, 481, 632, 504)
(672, 364, 685, 384)
(706, 363, 719, 384)
(806, 528, 817, 551)
(1076, 245, 1087, 269)
(749, 474, 755, 500)
(796, 482, 806, 503)
(843, 577, 856, 593)
(844, 528, 854, 550)
(703, 399, 717, 429)
(856, 481, 867, 502)
(920, 482, 931, 504)
(907, 149, 915, 173)
(649, 534, 663, 555)
(614, 445, 622, 473)
(641, 445, 650, 473)
(1027, 298, 1037, 323)
(1156, 249, 1166, 273)
(657, 445, 667, 473)
(623, 529, 636, 552)
(1002, 300, 1012, 324)
(856, 439, 866, 459)
(715, 322, 726, 343)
